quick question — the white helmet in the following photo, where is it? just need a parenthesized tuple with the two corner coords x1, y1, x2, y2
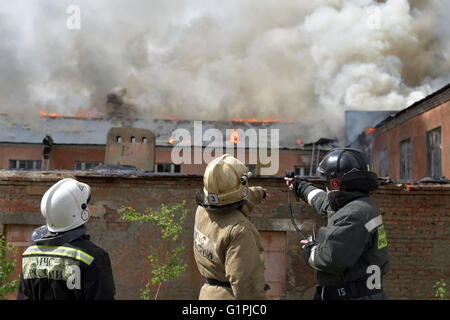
(41, 178, 91, 232)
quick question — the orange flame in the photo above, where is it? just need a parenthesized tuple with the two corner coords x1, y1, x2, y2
(230, 128, 239, 144)
(39, 109, 63, 118)
(231, 117, 293, 125)
(168, 137, 174, 145)
(365, 127, 376, 135)
(72, 106, 101, 118)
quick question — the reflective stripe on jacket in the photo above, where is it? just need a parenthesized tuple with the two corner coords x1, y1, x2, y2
(300, 186, 390, 287)
(17, 235, 115, 300)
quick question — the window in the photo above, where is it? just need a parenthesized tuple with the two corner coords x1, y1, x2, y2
(399, 138, 412, 180)
(247, 164, 257, 176)
(378, 148, 389, 177)
(9, 160, 42, 170)
(74, 161, 103, 170)
(294, 166, 311, 177)
(155, 163, 181, 174)
(427, 127, 442, 179)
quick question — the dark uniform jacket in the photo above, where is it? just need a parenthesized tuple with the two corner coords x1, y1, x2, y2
(17, 226, 115, 300)
(299, 185, 390, 290)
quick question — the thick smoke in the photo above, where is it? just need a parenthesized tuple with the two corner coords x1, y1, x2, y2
(0, 0, 449, 142)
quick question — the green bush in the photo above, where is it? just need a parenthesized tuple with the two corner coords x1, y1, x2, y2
(433, 279, 448, 300)
(0, 234, 19, 300)
(118, 200, 188, 300)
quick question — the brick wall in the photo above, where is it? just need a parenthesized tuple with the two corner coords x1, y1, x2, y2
(0, 171, 448, 300)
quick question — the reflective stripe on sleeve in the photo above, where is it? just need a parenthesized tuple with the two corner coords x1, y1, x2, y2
(308, 246, 322, 271)
(23, 245, 94, 265)
(365, 215, 383, 232)
(307, 189, 326, 206)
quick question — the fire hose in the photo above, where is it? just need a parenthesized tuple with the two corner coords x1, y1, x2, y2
(285, 170, 315, 242)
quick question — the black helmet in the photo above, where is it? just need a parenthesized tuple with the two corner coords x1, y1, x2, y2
(318, 148, 378, 192)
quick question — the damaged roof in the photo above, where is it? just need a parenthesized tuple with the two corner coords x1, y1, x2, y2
(0, 116, 337, 149)
(374, 82, 450, 134)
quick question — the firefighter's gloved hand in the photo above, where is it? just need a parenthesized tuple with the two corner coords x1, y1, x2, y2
(291, 178, 313, 202)
(261, 188, 270, 204)
(298, 181, 314, 201)
(301, 236, 318, 267)
(284, 176, 313, 202)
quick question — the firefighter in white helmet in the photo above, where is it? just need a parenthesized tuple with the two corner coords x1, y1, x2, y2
(17, 178, 116, 300)
(193, 154, 270, 300)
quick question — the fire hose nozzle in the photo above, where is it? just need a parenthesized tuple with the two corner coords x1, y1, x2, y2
(241, 171, 253, 184)
(285, 170, 295, 178)
(285, 170, 299, 201)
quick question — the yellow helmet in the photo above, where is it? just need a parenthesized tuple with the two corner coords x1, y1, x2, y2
(203, 154, 252, 207)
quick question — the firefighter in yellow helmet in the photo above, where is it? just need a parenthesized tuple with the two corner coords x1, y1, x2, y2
(193, 154, 270, 300)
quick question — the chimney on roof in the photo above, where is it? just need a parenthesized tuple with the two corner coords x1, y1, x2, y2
(105, 127, 155, 171)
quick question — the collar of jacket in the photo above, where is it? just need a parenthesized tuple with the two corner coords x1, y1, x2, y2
(32, 225, 89, 246)
(197, 196, 248, 212)
(327, 190, 369, 211)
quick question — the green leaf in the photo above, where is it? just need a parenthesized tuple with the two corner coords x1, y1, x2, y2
(117, 201, 188, 299)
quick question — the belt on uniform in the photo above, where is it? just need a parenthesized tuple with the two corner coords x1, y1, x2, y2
(205, 278, 271, 291)
(205, 278, 232, 288)
(318, 279, 383, 300)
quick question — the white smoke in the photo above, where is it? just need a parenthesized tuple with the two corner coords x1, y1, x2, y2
(0, 0, 449, 142)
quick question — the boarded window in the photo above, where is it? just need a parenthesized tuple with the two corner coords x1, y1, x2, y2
(9, 160, 42, 170)
(155, 163, 181, 174)
(426, 127, 442, 179)
(294, 166, 311, 176)
(399, 138, 412, 180)
(246, 164, 257, 176)
(74, 161, 103, 170)
(378, 148, 389, 177)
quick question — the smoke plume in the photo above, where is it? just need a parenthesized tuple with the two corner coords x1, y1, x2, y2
(0, 0, 449, 142)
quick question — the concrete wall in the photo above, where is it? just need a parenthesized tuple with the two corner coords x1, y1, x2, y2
(0, 171, 448, 300)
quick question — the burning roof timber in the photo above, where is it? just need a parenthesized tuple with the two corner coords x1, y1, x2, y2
(0, 114, 337, 150)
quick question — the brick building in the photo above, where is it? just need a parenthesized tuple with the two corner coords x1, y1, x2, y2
(0, 116, 333, 177)
(1, 86, 449, 300)
(371, 83, 450, 180)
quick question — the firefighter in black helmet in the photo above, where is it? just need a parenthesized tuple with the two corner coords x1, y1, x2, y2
(285, 148, 390, 300)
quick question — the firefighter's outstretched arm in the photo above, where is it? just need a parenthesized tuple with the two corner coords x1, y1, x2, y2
(240, 186, 269, 216)
(284, 174, 330, 218)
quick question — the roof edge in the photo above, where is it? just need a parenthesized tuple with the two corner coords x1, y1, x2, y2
(375, 82, 450, 135)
